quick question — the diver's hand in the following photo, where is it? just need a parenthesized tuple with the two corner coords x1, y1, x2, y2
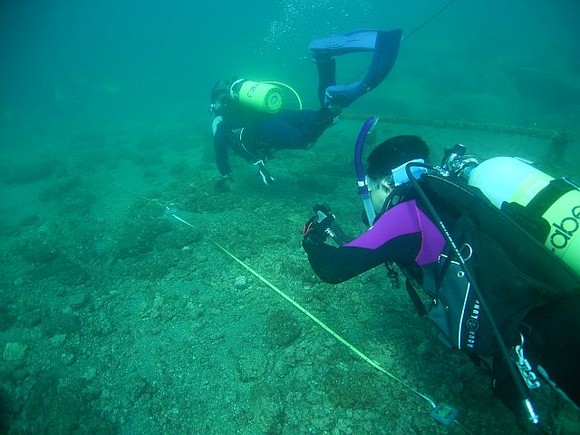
(254, 160, 275, 186)
(214, 174, 234, 192)
(302, 204, 335, 245)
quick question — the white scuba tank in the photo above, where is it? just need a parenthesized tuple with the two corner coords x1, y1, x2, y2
(467, 156, 580, 275)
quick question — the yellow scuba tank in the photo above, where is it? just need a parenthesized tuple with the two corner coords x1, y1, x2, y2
(229, 79, 284, 114)
(468, 156, 580, 275)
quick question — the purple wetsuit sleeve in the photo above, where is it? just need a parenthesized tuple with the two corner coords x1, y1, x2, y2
(303, 233, 421, 284)
(346, 200, 445, 266)
(303, 200, 446, 284)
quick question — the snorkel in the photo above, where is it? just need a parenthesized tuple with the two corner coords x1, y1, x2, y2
(354, 116, 380, 225)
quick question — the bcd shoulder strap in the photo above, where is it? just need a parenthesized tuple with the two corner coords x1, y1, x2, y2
(410, 174, 580, 355)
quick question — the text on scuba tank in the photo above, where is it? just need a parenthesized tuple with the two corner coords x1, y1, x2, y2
(549, 205, 580, 251)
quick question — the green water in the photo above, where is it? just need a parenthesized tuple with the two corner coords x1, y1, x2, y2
(0, 0, 578, 433)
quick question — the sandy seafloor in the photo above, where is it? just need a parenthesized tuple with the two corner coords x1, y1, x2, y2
(0, 113, 579, 434)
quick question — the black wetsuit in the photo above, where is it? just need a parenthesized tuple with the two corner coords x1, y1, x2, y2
(212, 57, 338, 178)
(211, 28, 405, 179)
(213, 101, 328, 177)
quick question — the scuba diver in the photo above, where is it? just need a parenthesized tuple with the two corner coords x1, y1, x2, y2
(301, 125, 580, 430)
(209, 29, 402, 190)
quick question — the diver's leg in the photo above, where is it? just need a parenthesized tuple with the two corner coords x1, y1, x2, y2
(524, 295, 580, 407)
(253, 111, 313, 150)
(249, 103, 340, 151)
(314, 56, 342, 128)
(309, 29, 403, 108)
(285, 110, 334, 146)
(316, 57, 336, 107)
(250, 110, 331, 151)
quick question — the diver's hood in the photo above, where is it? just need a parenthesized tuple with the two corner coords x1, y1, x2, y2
(210, 80, 229, 104)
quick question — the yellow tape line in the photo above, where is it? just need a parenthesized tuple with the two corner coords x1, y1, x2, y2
(211, 239, 436, 408)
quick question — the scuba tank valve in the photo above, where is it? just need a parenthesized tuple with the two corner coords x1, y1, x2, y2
(440, 144, 479, 180)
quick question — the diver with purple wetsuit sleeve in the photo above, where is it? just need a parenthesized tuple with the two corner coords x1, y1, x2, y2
(303, 197, 446, 284)
(301, 133, 580, 430)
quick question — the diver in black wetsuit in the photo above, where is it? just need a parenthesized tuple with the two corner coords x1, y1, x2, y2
(301, 134, 580, 429)
(209, 29, 403, 190)
(210, 71, 339, 189)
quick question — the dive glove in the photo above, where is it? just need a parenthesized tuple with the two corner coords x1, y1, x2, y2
(302, 204, 335, 245)
(214, 173, 234, 192)
(254, 160, 275, 186)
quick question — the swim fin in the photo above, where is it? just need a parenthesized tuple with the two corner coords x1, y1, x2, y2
(309, 29, 403, 108)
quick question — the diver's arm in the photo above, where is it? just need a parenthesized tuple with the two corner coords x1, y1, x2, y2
(214, 121, 232, 177)
(303, 233, 420, 284)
